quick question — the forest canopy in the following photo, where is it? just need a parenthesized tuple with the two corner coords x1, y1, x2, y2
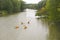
(0, 0, 25, 16)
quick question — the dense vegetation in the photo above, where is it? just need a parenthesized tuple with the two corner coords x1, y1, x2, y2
(0, 0, 25, 16)
(46, 0, 60, 25)
(36, 1, 60, 40)
(36, 0, 47, 16)
(36, 0, 46, 10)
(36, 0, 60, 26)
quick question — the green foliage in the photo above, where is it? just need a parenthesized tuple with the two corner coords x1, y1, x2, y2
(36, 0, 47, 16)
(37, 0, 46, 9)
(20, 1, 26, 11)
(0, 10, 8, 16)
(2, 10, 8, 16)
(36, 0, 60, 25)
(36, 7, 47, 16)
(46, 0, 60, 22)
(0, 0, 25, 16)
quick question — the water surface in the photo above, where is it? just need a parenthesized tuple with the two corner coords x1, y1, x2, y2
(0, 9, 49, 40)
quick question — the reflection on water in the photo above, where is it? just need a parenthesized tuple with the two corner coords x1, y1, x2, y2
(26, 9, 37, 18)
(0, 9, 49, 40)
(40, 18, 60, 40)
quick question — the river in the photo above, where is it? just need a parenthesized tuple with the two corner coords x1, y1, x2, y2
(0, 9, 49, 40)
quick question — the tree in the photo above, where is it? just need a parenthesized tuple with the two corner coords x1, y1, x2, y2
(37, 0, 46, 9)
(0, 0, 25, 15)
(20, 0, 25, 11)
(46, 0, 60, 23)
